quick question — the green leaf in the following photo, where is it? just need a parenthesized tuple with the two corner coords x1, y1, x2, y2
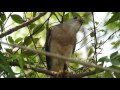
(16, 54, 25, 71)
(11, 14, 23, 24)
(105, 12, 120, 26)
(8, 36, 14, 44)
(71, 12, 80, 17)
(32, 24, 45, 35)
(110, 51, 120, 65)
(0, 52, 15, 78)
(110, 51, 118, 59)
(99, 29, 105, 32)
(24, 37, 39, 46)
(88, 47, 94, 57)
(110, 65, 120, 70)
(33, 38, 39, 44)
(33, 12, 37, 17)
(0, 64, 15, 78)
(98, 56, 110, 62)
(0, 44, 2, 50)
(0, 20, 3, 32)
(63, 13, 70, 21)
(111, 66, 120, 78)
(1, 13, 6, 22)
(15, 37, 23, 43)
(111, 40, 120, 49)
(90, 32, 94, 37)
(24, 36, 32, 46)
(28, 23, 36, 30)
(110, 55, 120, 65)
(103, 71, 113, 78)
(0, 20, 3, 26)
(6, 49, 13, 54)
(114, 73, 120, 78)
(23, 51, 36, 56)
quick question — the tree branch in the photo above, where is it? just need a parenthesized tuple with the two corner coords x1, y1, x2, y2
(9, 61, 103, 78)
(1, 41, 120, 74)
(92, 12, 98, 64)
(0, 12, 47, 38)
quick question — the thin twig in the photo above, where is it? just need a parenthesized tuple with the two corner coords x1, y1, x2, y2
(53, 12, 61, 23)
(98, 28, 120, 49)
(9, 61, 103, 78)
(0, 12, 47, 38)
(1, 41, 120, 74)
(92, 12, 98, 64)
(3, 12, 13, 26)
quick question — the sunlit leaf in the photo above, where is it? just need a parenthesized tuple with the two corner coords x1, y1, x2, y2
(8, 36, 14, 44)
(33, 38, 39, 44)
(17, 54, 25, 71)
(28, 23, 36, 30)
(88, 47, 94, 57)
(15, 37, 23, 43)
(71, 12, 80, 17)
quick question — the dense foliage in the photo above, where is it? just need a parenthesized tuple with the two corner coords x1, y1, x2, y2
(0, 12, 120, 78)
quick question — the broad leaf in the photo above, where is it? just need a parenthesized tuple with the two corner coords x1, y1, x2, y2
(110, 55, 120, 65)
(11, 14, 23, 24)
(105, 12, 120, 26)
(8, 36, 14, 44)
(24, 36, 32, 46)
(32, 24, 45, 35)
(110, 51, 120, 65)
(98, 56, 110, 62)
(28, 23, 36, 30)
(1, 13, 6, 22)
(15, 37, 23, 43)
(110, 51, 118, 59)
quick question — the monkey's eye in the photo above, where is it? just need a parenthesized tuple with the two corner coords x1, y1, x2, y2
(73, 16, 77, 19)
